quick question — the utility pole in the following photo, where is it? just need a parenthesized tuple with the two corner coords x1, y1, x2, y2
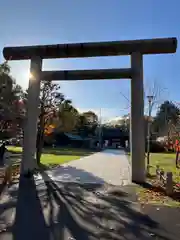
(147, 95, 154, 172)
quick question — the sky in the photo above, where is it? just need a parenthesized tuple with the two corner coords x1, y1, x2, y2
(0, 0, 179, 122)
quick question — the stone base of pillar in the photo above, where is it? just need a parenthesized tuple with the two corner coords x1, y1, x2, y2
(132, 171, 146, 184)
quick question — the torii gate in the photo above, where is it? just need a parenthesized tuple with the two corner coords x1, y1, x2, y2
(3, 37, 177, 183)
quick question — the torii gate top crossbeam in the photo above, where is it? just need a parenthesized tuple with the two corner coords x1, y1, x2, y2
(3, 37, 177, 61)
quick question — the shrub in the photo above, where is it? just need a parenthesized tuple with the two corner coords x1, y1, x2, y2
(149, 140, 166, 153)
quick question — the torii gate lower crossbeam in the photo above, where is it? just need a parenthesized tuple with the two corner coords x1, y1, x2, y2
(3, 37, 177, 183)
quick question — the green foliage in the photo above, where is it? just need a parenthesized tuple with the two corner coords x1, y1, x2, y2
(0, 62, 24, 138)
(75, 111, 98, 138)
(0, 62, 105, 146)
(7, 146, 92, 166)
(36, 81, 72, 163)
(57, 98, 79, 133)
(153, 101, 180, 137)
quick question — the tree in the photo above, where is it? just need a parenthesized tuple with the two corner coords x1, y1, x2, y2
(0, 62, 24, 139)
(75, 111, 98, 138)
(36, 81, 74, 164)
(143, 80, 169, 171)
(36, 81, 64, 164)
(82, 111, 98, 137)
(75, 114, 88, 137)
(0, 62, 10, 75)
(153, 101, 180, 139)
(153, 101, 180, 167)
(82, 111, 98, 124)
(57, 101, 79, 133)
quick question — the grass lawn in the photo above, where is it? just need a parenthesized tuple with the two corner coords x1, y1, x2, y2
(136, 152, 180, 207)
(148, 153, 180, 182)
(7, 146, 96, 167)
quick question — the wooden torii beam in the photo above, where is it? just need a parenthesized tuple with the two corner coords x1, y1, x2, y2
(3, 37, 177, 183)
(3, 37, 177, 60)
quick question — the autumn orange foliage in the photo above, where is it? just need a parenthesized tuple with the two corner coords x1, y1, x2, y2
(44, 124, 55, 135)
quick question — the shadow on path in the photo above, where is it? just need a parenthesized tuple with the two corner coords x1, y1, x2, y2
(40, 171, 174, 240)
(0, 167, 178, 240)
(13, 175, 49, 240)
(40, 163, 105, 184)
(0, 175, 50, 240)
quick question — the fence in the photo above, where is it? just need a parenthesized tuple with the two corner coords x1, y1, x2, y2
(155, 165, 173, 196)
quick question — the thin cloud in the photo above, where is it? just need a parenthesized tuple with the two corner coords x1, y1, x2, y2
(76, 107, 129, 123)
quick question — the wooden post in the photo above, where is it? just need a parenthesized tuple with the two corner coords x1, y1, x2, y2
(21, 57, 42, 175)
(166, 172, 173, 196)
(131, 52, 145, 183)
(146, 164, 151, 176)
(156, 165, 160, 180)
(160, 170, 165, 182)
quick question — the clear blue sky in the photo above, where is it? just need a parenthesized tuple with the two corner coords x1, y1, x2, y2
(0, 0, 179, 122)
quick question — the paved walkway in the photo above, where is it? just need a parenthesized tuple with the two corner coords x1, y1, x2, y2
(0, 150, 180, 239)
(37, 149, 131, 186)
(1, 177, 180, 240)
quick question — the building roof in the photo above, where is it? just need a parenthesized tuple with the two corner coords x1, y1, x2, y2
(64, 133, 90, 141)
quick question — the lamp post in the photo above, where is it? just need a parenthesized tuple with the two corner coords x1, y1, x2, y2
(147, 95, 154, 172)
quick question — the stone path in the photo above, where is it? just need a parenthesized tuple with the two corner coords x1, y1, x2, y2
(0, 151, 179, 239)
(0, 177, 159, 240)
(37, 149, 131, 186)
(1, 176, 179, 240)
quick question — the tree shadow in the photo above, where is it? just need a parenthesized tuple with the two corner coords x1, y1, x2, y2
(0, 167, 178, 239)
(8, 150, 22, 157)
(39, 170, 174, 240)
(13, 176, 50, 240)
(0, 180, 7, 196)
(0, 175, 50, 240)
(39, 163, 106, 185)
(0, 193, 16, 232)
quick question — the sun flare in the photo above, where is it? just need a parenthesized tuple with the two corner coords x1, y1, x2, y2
(29, 72, 33, 79)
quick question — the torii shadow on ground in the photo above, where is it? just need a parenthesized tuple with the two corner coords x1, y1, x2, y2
(0, 166, 178, 240)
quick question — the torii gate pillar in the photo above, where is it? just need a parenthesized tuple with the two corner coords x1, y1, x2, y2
(131, 52, 145, 182)
(21, 57, 42, 173)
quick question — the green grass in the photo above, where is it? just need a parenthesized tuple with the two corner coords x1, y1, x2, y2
(148, 152, 180, 182)
(136, 152, 180, 207)
(7, 146, 22, 153)
(128, 152, 179, 182)
(7, 146, 95, 167)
